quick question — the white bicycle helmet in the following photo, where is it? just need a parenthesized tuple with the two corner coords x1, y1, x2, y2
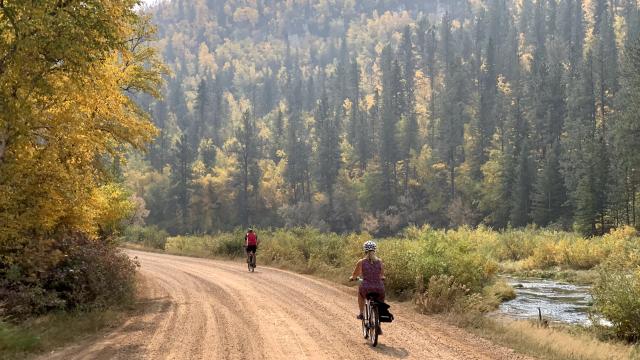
(363, 240, 377, 252)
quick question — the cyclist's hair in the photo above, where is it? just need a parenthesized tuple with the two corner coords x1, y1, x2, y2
(365, 250, 378, 264)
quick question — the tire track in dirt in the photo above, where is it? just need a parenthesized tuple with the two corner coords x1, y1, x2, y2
(40, 250, 532, 360)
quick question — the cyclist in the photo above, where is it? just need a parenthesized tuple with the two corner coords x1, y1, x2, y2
(244, 228, 259, 266)
(349, 240, 385, 321)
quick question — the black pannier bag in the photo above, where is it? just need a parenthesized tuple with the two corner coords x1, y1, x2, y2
(375, 300, 394, 322)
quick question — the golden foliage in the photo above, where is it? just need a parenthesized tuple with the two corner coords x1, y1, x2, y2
(0, 1, 165, 270)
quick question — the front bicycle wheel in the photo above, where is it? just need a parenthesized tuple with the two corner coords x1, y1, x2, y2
(361, 307, 368, 339)
(368, 305, 379, 347)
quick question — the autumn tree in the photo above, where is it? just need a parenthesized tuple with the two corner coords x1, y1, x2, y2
(0, 0, 165, 314)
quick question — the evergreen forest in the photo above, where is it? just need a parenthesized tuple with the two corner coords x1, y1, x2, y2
(129, 0, 640, 237)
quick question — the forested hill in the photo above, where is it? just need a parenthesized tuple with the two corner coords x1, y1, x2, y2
(129, 0, 640, 236)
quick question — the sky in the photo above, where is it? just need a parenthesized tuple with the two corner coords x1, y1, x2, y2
(136, 0, 162, 11)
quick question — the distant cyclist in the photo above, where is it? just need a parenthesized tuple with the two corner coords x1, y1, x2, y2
(349, 240, 385, 320)
(245, 228, 259, 265)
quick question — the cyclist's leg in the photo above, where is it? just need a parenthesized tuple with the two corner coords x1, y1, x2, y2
(357, 292, 365, 319)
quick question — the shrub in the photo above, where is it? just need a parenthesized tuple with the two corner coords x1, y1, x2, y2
(122, 225, 168, 249)
(415, 275, 470, 314)
(591, 259, 640, 341)
(486, 280, 516, 302)
(0, 233, 138, 318)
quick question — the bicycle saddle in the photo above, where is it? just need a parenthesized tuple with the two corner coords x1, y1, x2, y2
(366, 292, 380, 300)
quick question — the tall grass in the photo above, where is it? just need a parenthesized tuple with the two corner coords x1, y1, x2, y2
(455, 225, 640, 271)
(165, 226, 499, 298)
(474, 319, 638, 360)
(164, 225, 640, 286)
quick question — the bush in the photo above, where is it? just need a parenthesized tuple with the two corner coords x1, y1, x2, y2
(486, 280, 516, 302)
(122, 225, 168, 249)
(414, 275, 470, 314)
(165, 230, 246, 258)
(591, 259, 640, 341)
(0, 233, 138, 318)
(493, 227, 640, 272)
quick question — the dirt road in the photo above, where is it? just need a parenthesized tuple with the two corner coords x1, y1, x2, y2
(43, 250, 529, 359)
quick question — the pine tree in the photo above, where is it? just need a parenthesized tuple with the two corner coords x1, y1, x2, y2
(234, 110, 260, 227)
(532, 142, 566, 226)
(347, 57, 361, 160)
(400, 25, 418, 193)
(380, 45, 399, 208)
(151, 100, 169, 170)
(569, 0, 585, 74)
(471, 37, 498, 179)
(613, 38, 640, 227)
(574, 168, 598, 235)
(316, 89, 341, 203)
(260, 71, 278, 116)
(285, 78, 311, 203)
(425, 20, 438, 150)
(437, 57, 469, 200)
(171, 134, 193, 233)
(192, 79, 210, 149)
(211, 75, 225, 146)
(510, 140, 533, 227)
(272, 109, 285, 163)
(624, 0, 640, 49)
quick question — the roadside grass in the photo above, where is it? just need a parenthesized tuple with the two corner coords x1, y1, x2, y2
(0, 308, 128, 360)
(467, 318, 639, 360)
(162, 227, 498, 296)
(0, 276, 144, 360)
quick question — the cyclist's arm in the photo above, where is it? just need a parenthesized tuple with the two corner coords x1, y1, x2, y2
(380, 261, 385, 281)
(350, 259, 362, 280)
(256, 234, 259, 246)
(244, 234, 248, 247)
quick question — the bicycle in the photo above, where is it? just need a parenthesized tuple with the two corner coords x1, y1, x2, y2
(354, 277, 381, 347)
(245, 248, 256, 272)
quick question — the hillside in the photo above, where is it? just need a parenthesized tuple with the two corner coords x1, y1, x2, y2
(129, 0, 640, 236)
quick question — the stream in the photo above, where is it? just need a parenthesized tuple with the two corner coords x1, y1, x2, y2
(497, 276, 595, 325)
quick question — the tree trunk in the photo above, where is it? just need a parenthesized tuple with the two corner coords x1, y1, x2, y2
(403, 158, 409, 195)
(0, 131, 6, 164)
(243, 154, 249, 226)
(450, 156, 456, 199)
(632, 177, 637, 227)
(429, 77, 436, 149)
(626, 167, 631, 225)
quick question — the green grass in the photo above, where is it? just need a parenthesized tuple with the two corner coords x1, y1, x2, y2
(0, 274, 144, 360)
(0, 308, 130, 360)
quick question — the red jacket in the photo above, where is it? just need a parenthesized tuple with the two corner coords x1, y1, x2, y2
(246, 232, 258, 246)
